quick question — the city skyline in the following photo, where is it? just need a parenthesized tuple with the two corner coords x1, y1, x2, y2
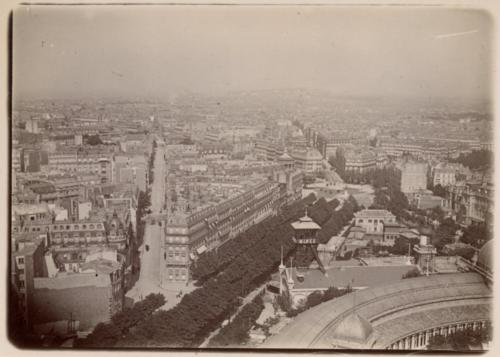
(14, 6, 492, 101)
(9, 4, 494, 351)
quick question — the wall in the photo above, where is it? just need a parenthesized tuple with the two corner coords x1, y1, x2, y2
(32, 285, 111, 330)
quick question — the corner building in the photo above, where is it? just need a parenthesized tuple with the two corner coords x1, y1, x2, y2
(161, 181, 282, 284)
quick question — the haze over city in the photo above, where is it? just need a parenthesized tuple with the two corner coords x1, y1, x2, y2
(14, 6, 492, 102)
(10, 4, 494, 352)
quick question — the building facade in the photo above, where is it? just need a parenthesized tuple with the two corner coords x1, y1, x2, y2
(161, 181, 283, 284)
(354, 209, 397, 235)
(398, 161, 428, 194)
(290, 148, 323, 173)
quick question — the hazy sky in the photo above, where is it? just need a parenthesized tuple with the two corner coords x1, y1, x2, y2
(13, 5, 492, 101)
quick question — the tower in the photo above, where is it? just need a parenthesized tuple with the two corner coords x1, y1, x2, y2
(413, 235, 436, 276)
(290, 209, 326, 274)
(279, 246, 286, 295)
(278, 148, 294, 170)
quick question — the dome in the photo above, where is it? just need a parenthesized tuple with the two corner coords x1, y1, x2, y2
(331, 313, 374, 344)
(477, 240, 493, 273)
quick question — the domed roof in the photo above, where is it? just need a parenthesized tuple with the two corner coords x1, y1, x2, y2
(331, 313, 374, 344)
(291, 211, 321, 230)
(278, 149, 293, 161)
(477, 240, 493, 273)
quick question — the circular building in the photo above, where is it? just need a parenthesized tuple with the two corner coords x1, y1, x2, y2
(261, 272, 491, 350)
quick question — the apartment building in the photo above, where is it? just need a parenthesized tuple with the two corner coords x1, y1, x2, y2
(161, 181, 283, 284)
(432, 167, 456, 187)
(397, 161, 428, 194)
(11, 237, 47, 330)
(291, 148, 323, 173)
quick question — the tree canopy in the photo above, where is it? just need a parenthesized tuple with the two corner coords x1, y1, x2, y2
(448, 150, 492, 170)
(428, 322, 491, 351)
(85, 134, 103, 146)
(78, 193, 360, 348)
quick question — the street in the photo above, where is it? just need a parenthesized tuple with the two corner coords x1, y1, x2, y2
(127, 143, 166, 300)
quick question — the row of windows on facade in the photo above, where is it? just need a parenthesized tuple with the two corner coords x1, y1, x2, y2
(24, 213, 47, 221)
(166, 251, 187, 259)
(184, 202, 275, 250)
(167, 268, 187, 278)
(48, 160, 109, 167)
(357, 218, 392, 224)
(47, 166, 109, 176)
(186, 184, 277, 224)
(51, 234, 105, 241)
(52, 223, 104, 231)
(15, 220, 108, 231)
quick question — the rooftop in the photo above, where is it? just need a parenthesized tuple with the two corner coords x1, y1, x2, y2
(13, 239, 44, 257)
(289, 264, 416, 290)
(354, 209, 395, 218)
(13, 203, 49, 216)
(331, 313, 374, 345)
(291, 213, 321, 231)
(373, 303, 491, 348)
(81, 258, 121, 275)
(291, 148, 323, 160)
(263, 273, 491, 349)
(34, 272, 111, 290)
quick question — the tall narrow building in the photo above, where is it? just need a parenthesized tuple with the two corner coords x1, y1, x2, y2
(290, 211, 325, 273)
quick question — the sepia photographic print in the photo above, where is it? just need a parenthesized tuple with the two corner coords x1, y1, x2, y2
(6, 1, 496, 353)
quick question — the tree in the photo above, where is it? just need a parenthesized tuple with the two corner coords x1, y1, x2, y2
(387, 237, 418, 256)
(305, 291, 324, 309)
(323, 286, 345, 300)
(127, 222, 135, 244)
(432, 218, 459, 251)
(85, 134, 103, 145)
(442, 244, 475, 260)
(429, 206, 445, 222)
(82, 193, 359, 348)
(461, 223, 491, 248)
(76, 293, 165, 348)
(448, 150, 492, 170)
(208, 294, 264, 347)
(428, 323, 492, 351)
(428, 334, 449, 350)
(431, 184, 447, 198)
